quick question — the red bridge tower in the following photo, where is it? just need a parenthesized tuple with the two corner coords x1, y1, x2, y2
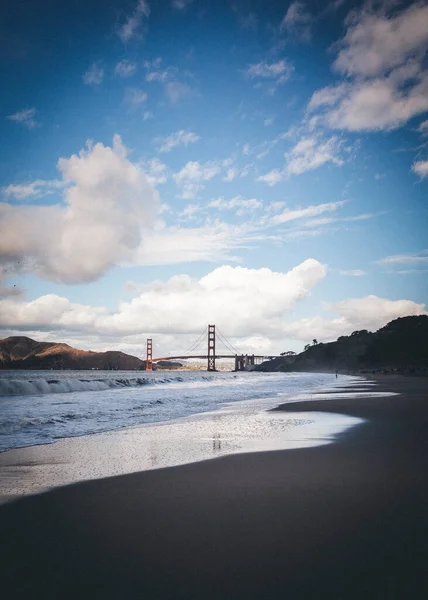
(207, 324, 216, 371)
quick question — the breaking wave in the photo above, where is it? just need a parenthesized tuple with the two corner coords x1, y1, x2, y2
(0, 373, 225, 397)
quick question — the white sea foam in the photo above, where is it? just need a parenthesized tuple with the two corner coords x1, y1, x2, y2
(0, 370, 361, 452)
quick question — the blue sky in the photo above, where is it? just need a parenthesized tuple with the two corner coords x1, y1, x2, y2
(0, 0, 427, 357)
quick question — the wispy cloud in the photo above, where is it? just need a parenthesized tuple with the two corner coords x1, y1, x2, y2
(83, 63, 104, 86)
(246, 59, 293, 90)
(115, 60, 137, 77)
(223, 167, 238, 182)
(2, 179, 65, 200)
(157, 130, 200, 153)
(118, 0, 150, 42)
(280, 2, 312, 41)
(377, 250, 428, 267)
(267, 200, 346, 227)
(144, 58, 193, 103)
(286, 135, 344, 175)
(171, 0, 194, 10)
(417, 120, 428, 136)
(7, 108, 38, 129)
(140, 158, 168, 186)
(174, 161, 222, 199)
(339, 269, 367, 277)
(207, 196, 262, 215)
(412, 160, 428, 178)
(257, 135, 344, 185)
(165, 81, 192, 103)
(125, 87, 148, 107)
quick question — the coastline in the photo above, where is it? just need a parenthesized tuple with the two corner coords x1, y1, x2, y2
(0, 374, 360, 502)
(1, 375, 428, 598)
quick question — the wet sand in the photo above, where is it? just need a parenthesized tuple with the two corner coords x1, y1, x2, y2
(1, 375, 428, 599)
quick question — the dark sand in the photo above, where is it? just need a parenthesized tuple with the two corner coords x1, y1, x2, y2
(1, 375, 428, 599)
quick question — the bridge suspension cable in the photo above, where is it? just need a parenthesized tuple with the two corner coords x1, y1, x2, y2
(216, 327, 240, 355)
(181, 326, 208, 356)
(215, 335, 235, 354)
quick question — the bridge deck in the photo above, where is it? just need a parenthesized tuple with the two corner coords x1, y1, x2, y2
(153, 355, 278, 361)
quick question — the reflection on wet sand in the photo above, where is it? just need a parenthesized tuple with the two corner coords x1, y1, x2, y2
(0, 393, 363, 503)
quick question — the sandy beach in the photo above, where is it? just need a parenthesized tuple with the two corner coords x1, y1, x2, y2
(1, 375, 427, 599)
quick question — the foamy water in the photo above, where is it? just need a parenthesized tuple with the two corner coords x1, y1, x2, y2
(0, 370, 348, 452)
(0, 377, 365, 502)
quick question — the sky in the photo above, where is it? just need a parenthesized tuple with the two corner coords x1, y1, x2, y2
(0, 0, 427, 358)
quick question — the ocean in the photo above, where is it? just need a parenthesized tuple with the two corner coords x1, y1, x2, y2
(0, 369, 346, 453)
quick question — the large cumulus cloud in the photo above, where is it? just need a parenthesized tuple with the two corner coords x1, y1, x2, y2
(1, 264, 425, 354)
(0, 135, 159, 283)
(0, 260, 326, 338)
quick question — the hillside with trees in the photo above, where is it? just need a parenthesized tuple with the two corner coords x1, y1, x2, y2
(257, 316, 428, 373)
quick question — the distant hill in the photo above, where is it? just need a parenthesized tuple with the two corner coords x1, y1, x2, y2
(0, 336, 145, 370)
(257, 315, 428, 373)
(155, 360, 184, 370)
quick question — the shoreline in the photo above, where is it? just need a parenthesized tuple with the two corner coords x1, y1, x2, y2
(0, 374, 361, 503)
(1, 375, 427, 598)
(0, 370, 340, 454)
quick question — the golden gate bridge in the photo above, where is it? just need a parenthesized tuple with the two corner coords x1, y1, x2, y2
(145, 324, 280, 372)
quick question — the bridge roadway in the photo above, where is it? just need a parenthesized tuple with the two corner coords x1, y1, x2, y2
(153, 355, 277, 361)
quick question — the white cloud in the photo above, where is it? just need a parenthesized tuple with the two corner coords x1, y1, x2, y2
(240, 164, 252, 178)
(174, 160, 221, 198)
(339, 269, 367, 276)
(158, 130, 200, 153)
(135, 221, 251, 265)
(257, 169, 284, 186)
(0, 260, 327, 339)
(118, 0, 150, 42)
(257, 135, 344, 184)
(125, 87, 148, 106)
(223, 167, 238, 182)
(334, 3, 428, 78)
(171, 0, 194, 9)
(7, 108, 38, 128)
(144, 59, 194, 102)
(246, 59, 293, 88)
(207, 196, 262, 215)
(376, 250, 428, 266)
(165, 81, 192, 103)
(115, 60, 137, 77)
(286, 135, 344, 175)
(315, 72, 428, 131)
(303, 212, 378, 228)
(412, 160, 428, 178)
(140, 158, 168, 186)
(178, 203, 201, 221)
(143, 111, 154, 120)
(143, 57, 163, 70)
(307, 84, 348, 111)
(280, 2, 312, 41)
(0, 135, 159, 283)
(308, 3, 428, 132)
(2, 179, 65, 200)
(146, 70, 169, 83)
(83, 63, 104, 86)
(418, 119, 428, 135)
(268, 200, 345, 226)
(283, 295, 427, 342)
